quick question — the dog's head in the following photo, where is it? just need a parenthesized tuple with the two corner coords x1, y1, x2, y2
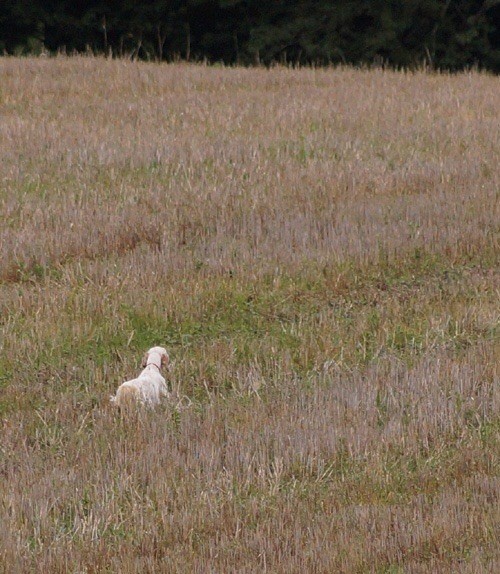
(142, 346, 169, 369)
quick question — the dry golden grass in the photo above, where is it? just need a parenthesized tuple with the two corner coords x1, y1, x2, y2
(0, 56, 499, 573)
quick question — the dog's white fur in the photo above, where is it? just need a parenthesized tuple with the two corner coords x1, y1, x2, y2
(111, 346, 169, 408)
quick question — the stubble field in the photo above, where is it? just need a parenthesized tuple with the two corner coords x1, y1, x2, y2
(0, 57, 498, 573)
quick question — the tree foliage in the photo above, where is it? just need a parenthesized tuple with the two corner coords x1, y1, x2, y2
(0, 0, 498, 71)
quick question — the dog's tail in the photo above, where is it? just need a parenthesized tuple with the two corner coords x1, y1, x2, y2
(111, 385, 139, 409)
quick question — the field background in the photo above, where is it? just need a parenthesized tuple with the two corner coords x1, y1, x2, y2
(0, 57, 498, 573)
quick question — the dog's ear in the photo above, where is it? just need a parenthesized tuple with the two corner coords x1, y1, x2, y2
(141, 352, 149, 368)
(161, 353, 169, 368)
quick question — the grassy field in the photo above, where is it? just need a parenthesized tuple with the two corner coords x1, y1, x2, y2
(0, 56, 498, 573)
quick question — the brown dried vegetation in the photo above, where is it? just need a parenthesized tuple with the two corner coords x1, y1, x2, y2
(0, 57, 499, 573)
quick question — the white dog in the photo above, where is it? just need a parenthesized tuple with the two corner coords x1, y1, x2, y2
(111, 346, 170, 408)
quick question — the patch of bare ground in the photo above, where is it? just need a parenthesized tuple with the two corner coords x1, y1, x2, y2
(0, 57, 498, 572)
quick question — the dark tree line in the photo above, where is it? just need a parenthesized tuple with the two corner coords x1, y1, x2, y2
(1, 1, 499, 71)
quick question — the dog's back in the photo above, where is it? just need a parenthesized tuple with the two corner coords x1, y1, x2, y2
(112, 384, 140, 408)
(111, 370, 168, 408)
